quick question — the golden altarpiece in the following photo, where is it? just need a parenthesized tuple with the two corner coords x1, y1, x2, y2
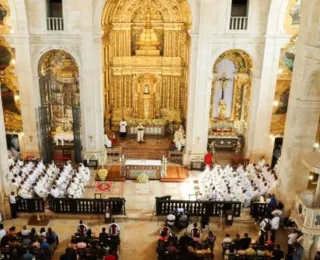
(209, 50, 252, 153)
(102, 0, 191, 132)
(0, 37, 22, 133)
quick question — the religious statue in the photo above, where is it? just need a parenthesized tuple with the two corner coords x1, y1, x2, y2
(143, 84, 150, 94)
(218, 99, 227, 120)
(173, 125, 185, 151)
(217, 73, 231, 120)
(104, 134, 112, 148)
(235, 141, 241, 155)
(137, 123, 145, 143)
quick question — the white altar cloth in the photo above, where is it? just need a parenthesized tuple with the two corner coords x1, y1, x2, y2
(125, 159, 161, 166)
(54, 132, 74, 146)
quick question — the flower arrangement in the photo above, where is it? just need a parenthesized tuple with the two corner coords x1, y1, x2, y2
(97, 168, 108, 181)
(136, 172, 149, 183)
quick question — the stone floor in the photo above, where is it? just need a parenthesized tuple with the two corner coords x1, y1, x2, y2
(2, 216, 290, 260)
(3, 171, 290, 260)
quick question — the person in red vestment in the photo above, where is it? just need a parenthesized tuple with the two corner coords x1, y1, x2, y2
(204, 151, 213, 168)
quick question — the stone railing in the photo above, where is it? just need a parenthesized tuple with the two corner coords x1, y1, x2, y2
(291, 190, 320, 235)
(229, 16, 248, 30)
(47, 17, 64, 31)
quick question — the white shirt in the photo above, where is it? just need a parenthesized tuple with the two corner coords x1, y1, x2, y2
(0, 229, 6, 240)
(222, 237, 232, 243)
(119, 121, 127, 133)
(271, 216, 280, 230)
(288, 233, 298, 245)
(9, 194, 16, 204)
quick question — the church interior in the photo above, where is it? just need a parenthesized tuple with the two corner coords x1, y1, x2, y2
(1, 0, 320, 259)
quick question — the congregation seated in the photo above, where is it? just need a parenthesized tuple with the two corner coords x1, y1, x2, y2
(60, 220, 121, 260)
(0, 224, 58, 260)
(156, 223, 215, 260)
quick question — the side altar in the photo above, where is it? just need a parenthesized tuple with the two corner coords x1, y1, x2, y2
(124, 159, 167, 180)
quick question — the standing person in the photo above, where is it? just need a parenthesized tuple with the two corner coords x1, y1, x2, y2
(137, 123, 145, 143)
(288, 229, 299, 256)
(292, 242, 303, 260)
(259, 217, 271, 244)
(271, 213, 280, 242)
(9, 192, 17, 219)
(119, 118, 127, 138)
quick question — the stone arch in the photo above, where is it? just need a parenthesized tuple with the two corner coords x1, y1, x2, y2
(102, 0, 191, 26)
(213, 49, 253, 74)
(37, 49, 80, 133)
(209, 49, 253, 139)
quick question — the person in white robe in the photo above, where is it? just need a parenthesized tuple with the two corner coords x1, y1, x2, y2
(104, 134, 112, 148)
(137, 123, 145, 143)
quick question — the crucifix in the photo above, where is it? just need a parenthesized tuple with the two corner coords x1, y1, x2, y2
(217, 73, 231, 120)
(217, 73, 231, 100)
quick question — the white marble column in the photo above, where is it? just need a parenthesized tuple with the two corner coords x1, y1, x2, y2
(276, 0, 320, 208)
(184, 0, 214, 165)
(245, 0, 291, 163)
(79, 1, 105, 159)
(0, 88, 11, 215)
(245, 43, 281, 162)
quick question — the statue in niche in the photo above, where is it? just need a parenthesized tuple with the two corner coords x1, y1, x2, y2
(143, 84, 150, 94)
(173, 125, 185, 151)
(276, 89, 290, 114)
(217, 73, 231, 120)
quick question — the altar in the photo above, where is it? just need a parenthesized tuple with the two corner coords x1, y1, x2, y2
(124, 159, 163, 180)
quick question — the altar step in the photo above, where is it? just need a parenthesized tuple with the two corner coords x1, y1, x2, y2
(122, 149, 168, 160)
(160, 166, 189, 182)
(214, 151, 236, 166)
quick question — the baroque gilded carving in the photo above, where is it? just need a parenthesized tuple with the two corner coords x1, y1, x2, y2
(38, 50, 79, 132)
(0, 0, 11, 34)
(102, 0, 191, 130)
(210, 50, 252, 137)
(0, 36, 22, 133)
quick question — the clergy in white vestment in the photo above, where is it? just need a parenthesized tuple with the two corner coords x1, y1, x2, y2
(104, 134, 112, 148)
(137, 123, 145, 143)
(50, 186, 60, 198)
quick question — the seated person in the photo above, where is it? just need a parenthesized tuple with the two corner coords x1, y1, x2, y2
(190, 223, 201, 242)
(46, 227, 58, 244)
(245, 245, 256, 256)
(167, 240, 177, 254)
(22, 248, 34, 260)
(21, 225, 31, 237)
(99, 227, 109, 245)
(166, 212, 176, 227)
(239, 233, 252, 250)
(179, 232, 193, 253)
(204, 231, 216, 250)
(159, 231, 169, 241)
(178, 212, 189, 229)
(233, 233, 241, 249)
(109, 219, 120, 238)
(76, 237, 87, 249)
(222, 233, 232, 244)
(77, 220, 89, 235)
(159, 224, 171, 237)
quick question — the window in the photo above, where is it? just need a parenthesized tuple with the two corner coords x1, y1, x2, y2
(229, 0, 248, 30)
(47, 0, 63, 17)
(231, 0, 248, 17)
(46, 0, 64, 31)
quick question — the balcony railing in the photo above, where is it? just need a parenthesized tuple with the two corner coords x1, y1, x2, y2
(47, 17, 64, 31)
(229, 16, 248, 30)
